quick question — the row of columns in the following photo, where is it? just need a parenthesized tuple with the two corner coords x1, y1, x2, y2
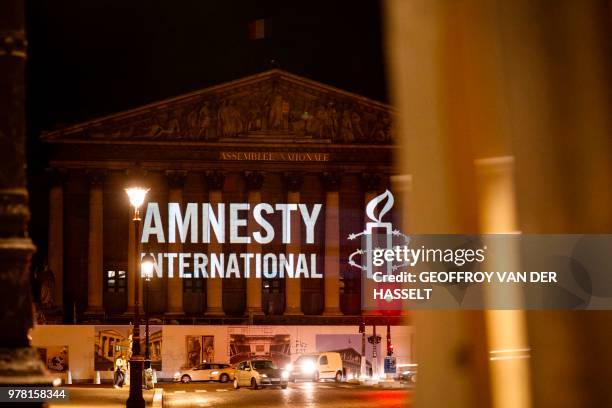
(86, 172, 104, 315)
(47, 168, 385, 318)
(245, 171, 264, 315)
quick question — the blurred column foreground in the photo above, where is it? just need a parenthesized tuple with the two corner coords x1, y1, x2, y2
(0, 0, 48, 395)
(386, 1, 612, 407)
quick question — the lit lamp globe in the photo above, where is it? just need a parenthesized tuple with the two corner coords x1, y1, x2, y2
(141, 253, 156, 281)
(125, 187, 149, 212)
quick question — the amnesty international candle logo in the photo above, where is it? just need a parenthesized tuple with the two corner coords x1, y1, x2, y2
(347, 190, 409, 280)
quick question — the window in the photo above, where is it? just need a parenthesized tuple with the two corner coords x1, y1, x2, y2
(252, 360, 277, 370)
(184, 277, 203, 293)
(319, 355, 328, 365)
(106, 270, 126, 293)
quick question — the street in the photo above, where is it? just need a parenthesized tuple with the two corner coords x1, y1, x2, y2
(48, 381, 412, 407)
(47, 386, 156, 407)
(161, 381, 412, 408)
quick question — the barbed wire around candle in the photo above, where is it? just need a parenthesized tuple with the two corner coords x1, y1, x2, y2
(347, 190, 411, 276)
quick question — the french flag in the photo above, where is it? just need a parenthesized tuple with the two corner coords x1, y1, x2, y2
(248, 18, 270, 40)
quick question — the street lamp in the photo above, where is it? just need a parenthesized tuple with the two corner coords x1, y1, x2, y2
(125, 187, 149, 408)
(141, 253, 156, 370)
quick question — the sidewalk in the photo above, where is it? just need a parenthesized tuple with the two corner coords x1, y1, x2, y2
(48, 386, 162, 408)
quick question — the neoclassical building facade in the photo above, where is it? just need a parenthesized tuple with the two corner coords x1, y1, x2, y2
(42, 70, 399, 325)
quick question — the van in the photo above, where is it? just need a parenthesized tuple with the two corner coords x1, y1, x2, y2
(287, 352, 344, 382)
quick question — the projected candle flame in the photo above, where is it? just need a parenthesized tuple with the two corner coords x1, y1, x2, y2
(366, 189, 394, 223)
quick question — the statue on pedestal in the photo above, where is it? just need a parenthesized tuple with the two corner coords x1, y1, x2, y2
(38, 265, 55, 310)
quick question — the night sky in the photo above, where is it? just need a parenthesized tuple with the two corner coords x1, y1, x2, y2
(26, 0, 387, 133)
(24, 0, 387, 270)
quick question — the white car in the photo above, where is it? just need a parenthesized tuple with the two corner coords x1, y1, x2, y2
(233, 359, 289, 390)
(173, 363, 234, 383)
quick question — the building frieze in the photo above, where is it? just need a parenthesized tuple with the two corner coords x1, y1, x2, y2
(41, 70, 396, 146)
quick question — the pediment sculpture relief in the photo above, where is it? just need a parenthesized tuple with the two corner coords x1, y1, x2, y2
(47, 71, 395, 144)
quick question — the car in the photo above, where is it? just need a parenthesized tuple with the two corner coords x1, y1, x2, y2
(400, 370, 417, 383)
(173, 362, 235, 383)
(398, 365, 418, 383)
(287, 352, 344, 382)
(233, 359, 289, 390)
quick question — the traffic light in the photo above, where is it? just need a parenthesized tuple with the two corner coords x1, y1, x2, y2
(386, 324, 393, 355)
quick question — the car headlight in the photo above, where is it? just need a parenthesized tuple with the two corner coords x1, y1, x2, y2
(301, 360, 315, 374)
(282, 371, 289, 379)
(285, 363, 293, 371)
(260, 374, 267, 378)
(211, 371, 219, 375)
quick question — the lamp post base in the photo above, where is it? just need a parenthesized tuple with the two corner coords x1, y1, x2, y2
(126, 356, 145, 408)
(0, 347, 54, 384)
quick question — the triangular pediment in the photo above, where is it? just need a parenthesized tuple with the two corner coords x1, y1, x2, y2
(42, 69, 395, 144)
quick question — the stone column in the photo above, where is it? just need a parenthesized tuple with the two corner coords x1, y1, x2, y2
(363, 173, 382, 204)
(204, 171, 225, 315)
(475, 156, 531, 408)
(85, 170, 105, 317)
(283, 172, 303, 315)
(0, 0, 49, 388)
(166, 170, 186, 316)
(245, 171, 264, 316)
(47, 168, 65, 308)
(322, 172, 342, 316)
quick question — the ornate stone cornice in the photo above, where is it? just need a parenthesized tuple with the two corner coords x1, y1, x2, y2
(46, 168, 67, 187)
(0, 188, 30, 238)
(322, 172, 342, 191)
(166, 170, 187, 189)
(204, 171, 225, 191)
(125, 167, 149, 188)
(283, 172, 303, 192)
(244, 171, 265, 191)
(0, 30, 27, 58)
(362, 172, 382, 192)
(86, 169, 106, 186)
